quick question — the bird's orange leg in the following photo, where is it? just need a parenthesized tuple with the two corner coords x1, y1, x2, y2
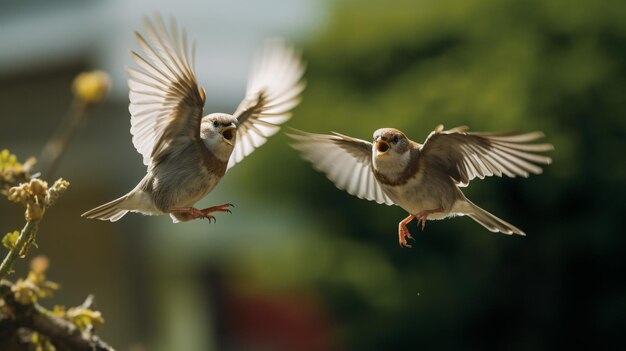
(415, 207, 443, 230)
(169, 203, 234, 223)
(398, 214, 416, 248)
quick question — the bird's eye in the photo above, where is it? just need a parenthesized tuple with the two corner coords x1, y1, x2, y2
(391, 135, 399, 143)
(213, 121, 219, 128)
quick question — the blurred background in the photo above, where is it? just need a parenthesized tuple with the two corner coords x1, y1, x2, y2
(1, 0, 625, 349)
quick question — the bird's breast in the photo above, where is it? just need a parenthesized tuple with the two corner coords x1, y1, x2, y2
(148, 144, 225, 211)
(380, 171, 454, 214)
(151, 168, 221, 211)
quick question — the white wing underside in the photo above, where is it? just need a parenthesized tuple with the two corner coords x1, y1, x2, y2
(288, 131, 394, 206)
(227, 39, 306, 170)
(127, 15, 203, 166)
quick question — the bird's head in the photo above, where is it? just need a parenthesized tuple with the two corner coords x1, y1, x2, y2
(201, 113, 238, 160)
(373, 128, 410, 157)
(372, 128, 411, 173)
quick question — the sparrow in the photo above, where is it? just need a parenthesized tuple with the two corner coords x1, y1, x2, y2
(82, 15, 305, 223)
(288, 124, 553, 247)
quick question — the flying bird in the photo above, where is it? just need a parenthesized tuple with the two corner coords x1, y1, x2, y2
(83, 15, 305, 222)
(288, 125, 553, 247)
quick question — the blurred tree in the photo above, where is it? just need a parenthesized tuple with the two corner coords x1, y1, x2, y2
(232, 0, 626, 349)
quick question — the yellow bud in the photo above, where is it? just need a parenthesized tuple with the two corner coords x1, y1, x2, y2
(30, 255, 49, 276)
(2, 230, 20, 250)
(72, 70, 111, 104)
(7, 185, 28, 203)
(67, 307, 105, 331)
(28, 179, 48, 198)
(52, 305, 67, 317)
(0, 149, 23, 174)
(46, 178, 70, 207)
(12, 279, 38, 304)
(49, 178, 69, 193)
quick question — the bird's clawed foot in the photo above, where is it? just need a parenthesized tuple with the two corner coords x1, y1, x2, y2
(201, 203, 234, 216)
(397, 209, 444, 248)
(398, 214, 416, 248)
(415, 207, 443, 230)
(169, 203, 234, 223)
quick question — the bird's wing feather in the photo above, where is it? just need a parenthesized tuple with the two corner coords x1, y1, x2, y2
(227, 39, 306, 170)
(287, 130, 395, 205)
(128, 14, 205, 166)
(420, 125, 553, 186)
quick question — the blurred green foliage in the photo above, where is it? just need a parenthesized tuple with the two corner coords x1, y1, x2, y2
(231, 0, 626, 349)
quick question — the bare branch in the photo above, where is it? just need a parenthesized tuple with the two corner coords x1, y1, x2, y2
(0, 281, 115, 351)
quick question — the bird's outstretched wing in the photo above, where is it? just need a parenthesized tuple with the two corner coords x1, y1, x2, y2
(227, 39, 306, 170)
(287, 130, 395, 205)
(128, 14, 205, 166)
(420, 125, 553, 186)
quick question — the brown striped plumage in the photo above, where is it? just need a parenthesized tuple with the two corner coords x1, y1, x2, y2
(288, 124, 553, 247)
(82, 14, 305, 223)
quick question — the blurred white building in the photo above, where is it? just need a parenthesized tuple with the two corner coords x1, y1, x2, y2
(0, 0, 325, 103)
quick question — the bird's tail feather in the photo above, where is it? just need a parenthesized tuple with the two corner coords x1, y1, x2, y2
(82, 196, 130, 222)
(465, 200, 525, 236)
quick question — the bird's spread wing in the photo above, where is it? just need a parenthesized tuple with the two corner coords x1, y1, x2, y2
(128, 15, 205, 166)
(227, 39, 306, 170)
(420, 125, 553, 186)
(287, 130, 395, 205)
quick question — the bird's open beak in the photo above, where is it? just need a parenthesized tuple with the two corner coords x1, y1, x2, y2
(222, 124, 237, 145)
(376, 139, 390, 155)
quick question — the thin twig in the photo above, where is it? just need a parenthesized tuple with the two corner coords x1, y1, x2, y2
(38, 98, 88, 177)
(0, 220, 40, 280)
(0, 178, 69, 280)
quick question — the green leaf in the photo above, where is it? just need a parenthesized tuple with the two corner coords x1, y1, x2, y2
(2, 231, 19, 250)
